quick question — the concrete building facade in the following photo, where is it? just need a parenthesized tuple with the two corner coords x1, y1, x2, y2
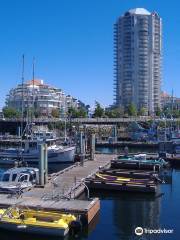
(114, 8, 162, 114)
(6, 79, 83, 117)
(161, 91, 180, 111)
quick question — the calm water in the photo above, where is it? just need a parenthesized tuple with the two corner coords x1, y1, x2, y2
(0, 147, 179, 240)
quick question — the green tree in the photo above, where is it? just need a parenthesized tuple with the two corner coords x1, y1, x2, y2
(93, 101, 104, 118)
(77, 108, 87, 118)
(105, 107, 124, 118)
(127, 103, 137, 116)
(138, 107, 147, 116)
(51, 108, 60, 118)
(172, 109, 180, 118)
(2, 107, 20, 118)
(67, 107, 87, 118)
(155, 107, 162, 117)
(67, 107, 78, 118)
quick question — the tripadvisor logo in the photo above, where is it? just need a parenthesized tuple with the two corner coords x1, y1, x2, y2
(135, 227, 143, 236)
(135, 227, 174, 235)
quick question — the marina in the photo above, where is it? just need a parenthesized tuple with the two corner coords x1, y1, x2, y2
(0, 146, 177, 239)
(0, 1, 180, 239)
(0, 116, 179, 238)
(0, 154, 113, 228)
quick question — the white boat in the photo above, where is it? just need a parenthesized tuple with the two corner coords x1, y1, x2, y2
(0, 129, 76, 163)
(0, 145, 75, 163)
(0, 167, 39, 194)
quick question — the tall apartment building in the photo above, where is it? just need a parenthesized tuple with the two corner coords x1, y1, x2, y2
(114, 8, 162, 114)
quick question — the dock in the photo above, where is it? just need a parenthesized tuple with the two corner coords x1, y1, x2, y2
(0, 154, 114, 224)
(100, 168, 158, 179)
(85, 178, 157, 193)
(111, 159, 164, 171)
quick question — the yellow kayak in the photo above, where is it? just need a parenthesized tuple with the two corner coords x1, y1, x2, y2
(0, 207, 77, 236)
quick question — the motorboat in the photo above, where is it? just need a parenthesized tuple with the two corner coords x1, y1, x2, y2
(0, 145, 75, 163)
(0, 207, 77, 236)
(0, 167, 39, 194)
(117, 154, 168, 167)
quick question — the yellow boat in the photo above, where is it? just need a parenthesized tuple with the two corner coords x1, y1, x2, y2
(0, 207, 77, 236)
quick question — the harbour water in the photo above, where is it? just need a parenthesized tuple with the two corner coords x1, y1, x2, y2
(0, 147, 179, 240)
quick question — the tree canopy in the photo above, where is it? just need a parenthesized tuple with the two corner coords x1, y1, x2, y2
(127, 103, 137, 116)
(93, 101, 104, 118)
(67, 107, 87, 118)
(2, 107, 20, 118)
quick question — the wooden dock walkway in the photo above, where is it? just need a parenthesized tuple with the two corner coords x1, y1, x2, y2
(24, 154, 114, 200)
(0, 154, 115, 224)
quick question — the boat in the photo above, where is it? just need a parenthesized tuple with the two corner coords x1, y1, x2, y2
(0, 56, 76, 164)
(95, 173, 156, 185)
(85, 172, 157, 193)
(0, 207, 77, 236)
(110, 154, 169, 171)
(0, 144, 76, 163)
(117, 154, 168, 167)
(0, 167, 39, 194)
(0, 129, 76, 163)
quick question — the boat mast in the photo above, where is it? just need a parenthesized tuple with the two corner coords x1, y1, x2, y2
(64, 118, 67, 142)
(21, 54, 25, 149)
(171, 89, 174, 133)
(32, 57, 35, 122)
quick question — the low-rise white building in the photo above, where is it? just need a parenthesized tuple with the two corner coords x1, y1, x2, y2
(6, 79, 83, 117)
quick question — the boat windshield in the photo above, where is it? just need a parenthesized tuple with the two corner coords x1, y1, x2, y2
(2, 173, 10, 182)
(12, 173, 17, 181)
(29, 173, 36, 182)
(18, 174, 28, 182)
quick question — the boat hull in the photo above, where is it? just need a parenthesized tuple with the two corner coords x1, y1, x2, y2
(0, 222, 69, 236)
(0, 146, 76, 163)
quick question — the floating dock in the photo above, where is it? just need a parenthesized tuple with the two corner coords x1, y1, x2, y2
(85, 177, 157, 193)
(100, 168, 158, 179)
(111, 159, 163, 171)
(0, 154, 114, 224)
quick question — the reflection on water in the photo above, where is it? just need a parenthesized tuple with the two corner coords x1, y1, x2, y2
(113, 193, 160, 240)
(89, 191, 161, 240)
(0, 230, 69, 240)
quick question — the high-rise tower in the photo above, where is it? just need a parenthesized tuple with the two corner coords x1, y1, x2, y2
(114, 8, 162, 114)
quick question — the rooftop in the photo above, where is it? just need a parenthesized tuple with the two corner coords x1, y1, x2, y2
(127, 8, 151, 16)
(27, 79, 44, 86)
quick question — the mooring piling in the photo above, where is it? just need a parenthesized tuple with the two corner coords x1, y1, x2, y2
(39, 143, 48, 186)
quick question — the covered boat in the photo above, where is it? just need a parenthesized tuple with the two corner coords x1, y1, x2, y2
(0, 167, 39, 194)
(0, 207, 77, 236)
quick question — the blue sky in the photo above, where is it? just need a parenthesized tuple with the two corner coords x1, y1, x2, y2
(0, 0, 180, 108)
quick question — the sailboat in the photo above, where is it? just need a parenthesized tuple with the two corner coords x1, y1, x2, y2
(0, 57, 76, 163)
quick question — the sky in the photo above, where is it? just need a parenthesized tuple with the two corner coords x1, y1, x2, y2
(0, 0, 180, 108)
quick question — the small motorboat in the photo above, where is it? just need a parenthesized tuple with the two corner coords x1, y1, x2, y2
(116, 154, 169, 168)
(0, 207, 77, 236)
(0, 167, 39, 194)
